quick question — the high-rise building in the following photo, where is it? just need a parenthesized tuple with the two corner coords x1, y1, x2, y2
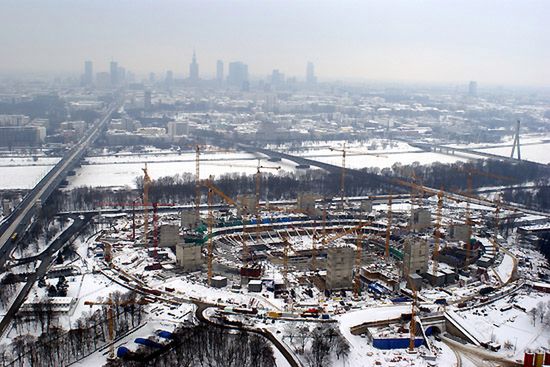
(271, 69, 285, 87)
(117, 66, 126, 84)
(110, 61, 119, 86)
(82, 61, 93, 86)
(306, 61, 316, 84)
(144, 90, 152, 110)
(189, 51, 199, 82)
(227, 61, 248, 88)
(216, 60, 224, 83)
(165, 70, 174, 88)
(468, 81, 478, 97)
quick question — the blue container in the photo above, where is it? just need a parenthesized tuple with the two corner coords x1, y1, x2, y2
(157, 330, 173, 339)
(117, 346, 130, 358)
(134, 338, 162, 349)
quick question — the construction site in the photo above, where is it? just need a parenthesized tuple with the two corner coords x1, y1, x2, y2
(64, 138, 550, 367)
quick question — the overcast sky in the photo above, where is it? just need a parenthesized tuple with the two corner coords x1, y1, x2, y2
(0, 0, 548, 86)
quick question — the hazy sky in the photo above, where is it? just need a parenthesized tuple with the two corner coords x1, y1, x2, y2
(0, 0, 548, 86)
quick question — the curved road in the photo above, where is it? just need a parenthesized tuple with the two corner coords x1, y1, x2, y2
(194, 302, 300, 367)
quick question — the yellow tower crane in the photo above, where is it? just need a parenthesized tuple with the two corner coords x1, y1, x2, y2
(207, 184, 214, 285)
(407, 276, 418, 354)
(254, 159, 281, 241)
(195, 145, 201, 228)
(353, 219, 364, 298)
(330, 143, 347, 208)
(432, 189, 444, 275)
(329, 144, 390, 208)
(142, 163, 152, 247)
(84, 295, 149, 360)
(201, 178, 247, 282)
(459, 167, 514, 264)
(385, 194, 393, 259)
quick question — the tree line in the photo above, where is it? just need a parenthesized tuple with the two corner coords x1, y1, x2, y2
(110, 323, 276, 367)
(1, 291, 145, 367)
(56, 158, 550, 213)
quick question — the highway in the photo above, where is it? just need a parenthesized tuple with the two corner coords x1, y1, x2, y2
(0, 101, 120, 270)
(0, 215, 91, 339)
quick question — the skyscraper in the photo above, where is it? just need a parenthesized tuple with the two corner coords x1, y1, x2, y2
(144, 90, 152, 110)
(468, 81, 478, 97)
(83, 61, 93, 86)
(165, 70, 174, 88)
(216, 60, 224, 84)
(189, 51, 199, 82)
(227, 61, 248, 88)
(271, 69, 285, 88)
(110, 61, 118, 86)
(306, 61, 316, 84)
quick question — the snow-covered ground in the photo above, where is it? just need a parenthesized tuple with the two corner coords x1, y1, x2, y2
(495, 253, 515, 284)
(449, 133, 550, 164)
(66, 151, 299, 189)
(292, 139, 469, 169)
(477, 142, 550, 164)
(0, 156, 60, 189)
(456, 289, 550, 361)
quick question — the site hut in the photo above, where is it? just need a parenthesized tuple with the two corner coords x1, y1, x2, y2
(248, 279, 263, 292)
(440, 268, 457, 284)
(423, 269, 446, 287)
(407, 273, 423, 290)
(325, 244, 355, 291)
(211, 276, 228, 288)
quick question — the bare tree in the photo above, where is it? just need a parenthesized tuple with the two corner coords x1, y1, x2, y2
(529, 307, 538, 326)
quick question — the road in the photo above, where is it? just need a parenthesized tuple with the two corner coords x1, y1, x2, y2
(194, 302, 301, 367)
(442, 335, 521, 367)
(99, 258, 301, 367)
(0, 215, 91, 339)
(0, 102, 120, 270)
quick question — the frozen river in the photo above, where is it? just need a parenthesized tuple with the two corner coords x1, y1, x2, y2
(0, 141, 471, 190)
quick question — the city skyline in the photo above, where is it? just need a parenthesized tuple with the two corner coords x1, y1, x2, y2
(0, 0, 548, 86)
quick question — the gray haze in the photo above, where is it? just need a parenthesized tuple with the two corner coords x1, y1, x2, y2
(0, 0, 548, 86)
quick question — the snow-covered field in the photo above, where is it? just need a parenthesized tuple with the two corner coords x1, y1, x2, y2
(66, 151, 299, 189)
(0, 157, 60, 189)
(456, 290, 550, 361)
(291, 139, 469, 169)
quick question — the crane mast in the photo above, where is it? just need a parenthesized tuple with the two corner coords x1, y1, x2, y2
(385, 194, 392, 259)
(432, 189, 444, 274)
(142, 164, 152, 247)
